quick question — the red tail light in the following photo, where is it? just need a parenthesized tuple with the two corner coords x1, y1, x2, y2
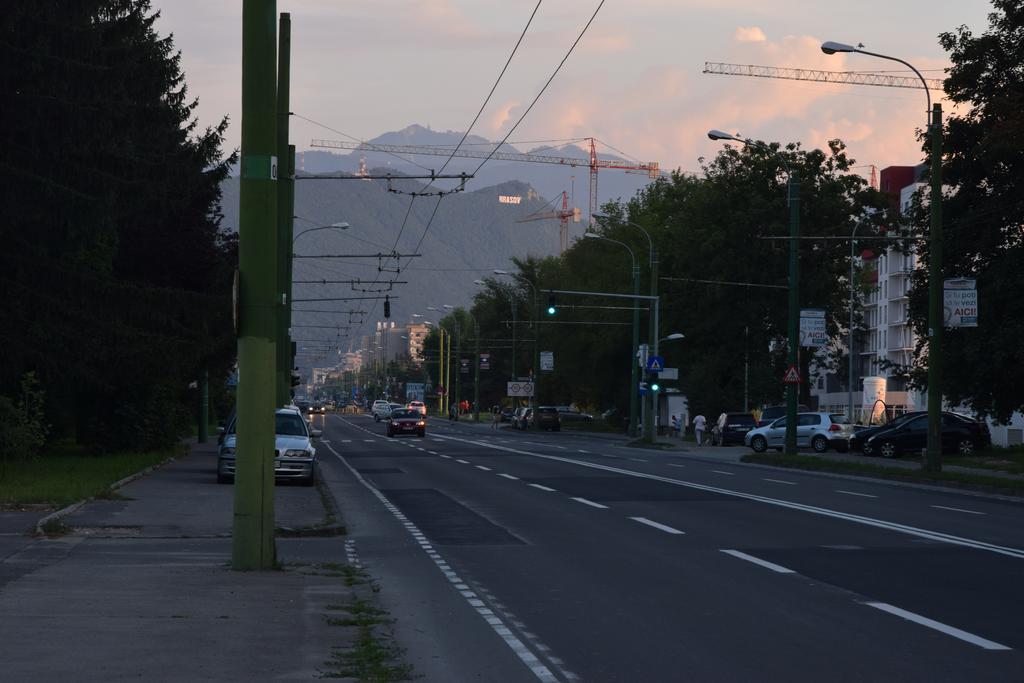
(828, 424, 842, 432)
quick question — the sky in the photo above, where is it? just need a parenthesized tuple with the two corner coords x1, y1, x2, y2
(155, 0, 993, 176)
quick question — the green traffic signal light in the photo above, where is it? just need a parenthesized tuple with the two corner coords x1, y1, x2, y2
(650, 381, 660, 392)
(547, 292, 557, 316)
(547, 305, 556, 315)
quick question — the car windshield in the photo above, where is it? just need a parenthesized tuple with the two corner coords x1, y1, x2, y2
(391, 409, 418, 419)
(276, 413, 308, 436)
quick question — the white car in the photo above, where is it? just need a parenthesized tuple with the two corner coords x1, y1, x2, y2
(217, 407, 320, 486)
(372, 400, 392, 422)
(406, 400, 427, 415)
(744, 412, 852, 453)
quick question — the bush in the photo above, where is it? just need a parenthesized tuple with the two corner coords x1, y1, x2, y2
(0, 372, 50, 468)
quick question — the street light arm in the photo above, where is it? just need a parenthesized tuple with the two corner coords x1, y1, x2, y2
(822, 43, 931, 125)
(292, 223, 350, 244)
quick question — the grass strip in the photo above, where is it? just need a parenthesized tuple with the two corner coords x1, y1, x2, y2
(741, 453, 1024, 495)
(323, 596, 413, 681)
(0, 445, 181, 507)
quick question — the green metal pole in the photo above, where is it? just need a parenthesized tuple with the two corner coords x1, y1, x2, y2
(473, 322, 480, 421)
(643, 251, 658, 444)
(784, 172, 801, 456)
(285, 144, 295, 395)
(454, 321, 462, 419)
(629, 264, 640, 437)
(925, 104, 943, 472)
(198, 366, 209, 444)
(275, 13, 292, 407)
(234, 0, 277, 571)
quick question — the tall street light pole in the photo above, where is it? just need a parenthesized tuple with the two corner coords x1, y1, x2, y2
(274, 13, 293, 408)
(593, 214, 654, 439)
(582, 233, 640, 437)
(707, 131, 800, 455)
(476, 280, 517, 379)
(822, 41, 942, 471)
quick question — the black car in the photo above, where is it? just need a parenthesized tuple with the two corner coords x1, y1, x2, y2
(850, 411, 925, 454)
(713, 412, 758, 446)
(864, 412, 991, 458)
(533, 406, 561, 431)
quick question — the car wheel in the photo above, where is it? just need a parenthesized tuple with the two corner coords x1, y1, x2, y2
(374, 415, 380, 422)
(811, 435, 828, 453)
(750, 435, 768, 453)
(861, 442, 873, 456)
(957, 439, 975, 456)
(879, 441, 898, 458)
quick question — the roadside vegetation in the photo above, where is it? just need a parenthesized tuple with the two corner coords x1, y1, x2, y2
(0, 441, 181, 507)
(742, 452, 1024, 495)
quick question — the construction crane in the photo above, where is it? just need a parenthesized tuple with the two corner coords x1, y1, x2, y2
(702, 62, 945, 90)
(516, 191, 582, 253)
(309, 137, 658, 225)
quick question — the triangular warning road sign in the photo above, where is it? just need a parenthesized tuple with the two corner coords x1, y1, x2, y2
(782, 365, 801, 384)
(649, 358, 662, 371)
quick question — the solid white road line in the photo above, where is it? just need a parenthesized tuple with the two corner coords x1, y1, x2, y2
(836, 490, 878, 499)
(763, 478, 797, 485)
(864, 602, 1011, 651)
(931, 505, 985, 516)
(323, 442, 565, 681)
(630, 517, 685, 535)
(430, 433, 1024, 561)
(498, 473, 519, 480)
(571, 497, 609, 509)
(720, 549, 795, 574)
(529, 483, 557, 492)
(711, 470, 735, 476)
(476, 465, 492, 471)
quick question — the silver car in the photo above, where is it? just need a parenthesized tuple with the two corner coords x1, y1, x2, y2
(744, 412, 852, 453)
(217, 407, 320, 486)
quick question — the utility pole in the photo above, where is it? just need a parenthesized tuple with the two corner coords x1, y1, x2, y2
(275, 12, 292, 407)
(785, 171, 800, 456)
(643, 249, 659, 444)
(925, 103, 943, 472)
(437, 327, 445, 417)
(234, 0, 277, 571)
(198, 366, 209, 443)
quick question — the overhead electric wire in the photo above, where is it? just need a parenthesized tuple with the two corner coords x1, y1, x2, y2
(292, 114, 432, 171)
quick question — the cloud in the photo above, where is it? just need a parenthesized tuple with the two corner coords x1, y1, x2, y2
(734, 26, 767, 43)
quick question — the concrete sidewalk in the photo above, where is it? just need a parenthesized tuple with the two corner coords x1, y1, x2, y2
(0, 439, 365, 681)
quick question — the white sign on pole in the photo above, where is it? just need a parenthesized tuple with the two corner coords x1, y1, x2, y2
(540, 351, 554, 371)
(944, 278, 978, 327)
(799, 308, 828, 348)
(637, 344, 649, 368)
(506, 382, 535, 397)
(660, 367, 679, 380)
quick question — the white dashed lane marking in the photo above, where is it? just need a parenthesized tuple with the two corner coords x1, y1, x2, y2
(571, 497, 608, 509)
(498, 473, 519, 480)
(456, 459, 470, 464)
(528, 484, 557, 492)
(711, 470, 735, 476)
(836, 490, 878, 499)
(475, 465, 492, 471)
(763, 478, 797, 485)
(864, 602, 1011, 651)
(931, 505, 985, 516)
(630, 517, 685, 535)
(721, 549, 794, 574)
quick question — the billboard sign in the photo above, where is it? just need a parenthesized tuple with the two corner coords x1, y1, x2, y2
(799, 308, 828, 348)
(944, 278, 978, 327)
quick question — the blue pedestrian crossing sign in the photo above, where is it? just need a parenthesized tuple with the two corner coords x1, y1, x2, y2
(646, 355, 665, 372)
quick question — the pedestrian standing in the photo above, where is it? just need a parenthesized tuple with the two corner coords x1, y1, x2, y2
(670, 414, 681, 438)
(491, 405, 500, 429)
(693, 413, 707, 446)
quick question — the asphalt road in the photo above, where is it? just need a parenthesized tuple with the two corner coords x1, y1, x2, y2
(315, 412, 1024, 682)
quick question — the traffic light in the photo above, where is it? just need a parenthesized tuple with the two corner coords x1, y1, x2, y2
(547, 292, 556, 316)
(647, 372, 660, 393)
(384, 295, 391, 319)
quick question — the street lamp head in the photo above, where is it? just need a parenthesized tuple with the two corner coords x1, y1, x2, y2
(329, 221, 351, 230)
(661, 332, 685, 342)
(426, 306, 438, 311)
(442, 304, 454, 310)
(707, 129, 737, 142)
(821, 41, 856, 55)
(493, 269, 509, 275)
(582, 231, 601, 239)
(473, 279, 486, 285)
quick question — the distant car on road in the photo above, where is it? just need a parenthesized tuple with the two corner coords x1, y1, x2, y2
(513, 407, 532, 429)
(864, 412, 990, 458)
(554, 406, 593, 423)
(387, 408, 426, 438)
(500, 407, 516, 423)
(745, 412, 851, 453)
(406, 400, 427, 415)
(217, 407, 320, 486)
(372, 400, 392, 422)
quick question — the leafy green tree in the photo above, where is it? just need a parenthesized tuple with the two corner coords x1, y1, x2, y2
(905, 0, 1024, 422)
(0, 1, 235, 450)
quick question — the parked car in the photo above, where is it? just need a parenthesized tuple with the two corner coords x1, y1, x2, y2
(372, 400, 392, 422)
(554, 406, 593, 423)
(712, 412, 758, 446)
(406, 400, 427, 415)
(864, 412, 990, 458)
(757, 404, 811, 427)
(217, 407, 320, 486)
(850, 411, 925, 454)
(500, 407, 516, 423)
(533, 406, 561, 431)
(387, 408, 426, 438)
(745, 412, 852, 453)
(514, 407, 532, 429)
